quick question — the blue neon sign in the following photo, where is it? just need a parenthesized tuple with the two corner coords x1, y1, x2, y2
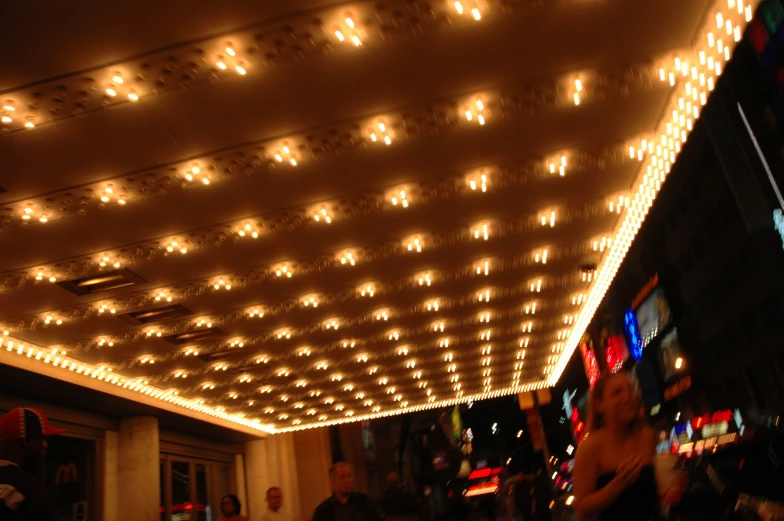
(624, 309, 643, 361)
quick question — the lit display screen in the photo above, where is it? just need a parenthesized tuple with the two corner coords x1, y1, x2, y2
(660, 330, 685, 382)
(634, 287, 672, 347)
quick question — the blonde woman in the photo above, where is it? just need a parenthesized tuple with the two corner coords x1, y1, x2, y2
(573, 371, 660, 521)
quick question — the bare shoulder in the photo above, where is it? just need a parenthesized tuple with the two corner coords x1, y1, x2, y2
(575, 430, 604, 463)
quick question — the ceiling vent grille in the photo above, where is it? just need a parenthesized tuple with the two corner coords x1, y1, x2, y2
(118, 304, 193, 325)
(58, 269, 145, 295)
(163, 328, 225, 345)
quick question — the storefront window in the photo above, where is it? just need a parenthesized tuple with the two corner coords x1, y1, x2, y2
(171, 460, 192, 521)
(46, 435, 95, 521)
(160, 455, 227, 521)
(161, 458, 167, 521)
(196, 464, 210, 521)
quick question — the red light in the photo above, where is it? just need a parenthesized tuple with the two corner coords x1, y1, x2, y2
(468, 468, 492, 480)
(467, 467, 502, 480)
(776, 67, 784, 85)
(185, 504, 193, 511)
(465, 484, 500, 497)
(750, 20, 770, 55)
(739, 459, 745, 470)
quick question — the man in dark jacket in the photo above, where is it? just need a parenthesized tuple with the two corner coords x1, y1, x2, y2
(377, 472, 418, 520)
(312, 462, 383, 521)
(531, 461, 553, 521)
(0, 407, 64, 520)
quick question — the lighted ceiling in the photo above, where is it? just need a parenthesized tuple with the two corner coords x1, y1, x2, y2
(0, 0, 754, 434)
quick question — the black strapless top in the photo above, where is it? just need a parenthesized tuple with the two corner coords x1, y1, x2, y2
(595, 465, 660, 521)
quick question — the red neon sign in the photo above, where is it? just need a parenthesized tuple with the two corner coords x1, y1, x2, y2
(605, 335, 629, 373)
(467, 467, 502, 480)
(580, 341, 600, 389)
(690, 410, 733, 430)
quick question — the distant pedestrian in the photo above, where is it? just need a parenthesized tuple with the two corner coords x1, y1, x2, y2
(377, 472, 418, 520)
(0, 407, 65, 520)
(312, 462, 382, 521)
(220, 494, 247, 521)
(260, 487, 283, 521)
(513, 474, 533, 521)
(531, 462, 552, 521)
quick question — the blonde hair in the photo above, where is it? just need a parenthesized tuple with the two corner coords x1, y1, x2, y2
(587, 371, 645, 432)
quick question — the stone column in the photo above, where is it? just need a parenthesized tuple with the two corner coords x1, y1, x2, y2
(245, 438, 269, 521)
(276, 433, 302, 521)
(293, 428, 332, 520)
(117, 417, 160, 521)
(103, 431, 119, 521)
(234, 454, 248, 518)
(246, 432, 333, 521)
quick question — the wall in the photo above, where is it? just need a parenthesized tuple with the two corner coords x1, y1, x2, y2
(0, 393, 343, 521)
(245, 431, 332, 521)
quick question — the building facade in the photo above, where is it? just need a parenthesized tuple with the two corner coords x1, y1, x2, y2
(0, 361, 373, 521)
(579, 35, 784, 421)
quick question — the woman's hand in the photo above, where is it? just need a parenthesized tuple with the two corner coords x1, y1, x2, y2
(612, 455, 644, 491)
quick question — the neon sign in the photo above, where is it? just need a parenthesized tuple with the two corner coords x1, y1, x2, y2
(631, 274, 660, 310)
(691, 410, 734, 430)
(605, 335, 629, 372)
(624, 309, 643, 361)
(579, 339, 600, 388)
(664, 376, 692, 401)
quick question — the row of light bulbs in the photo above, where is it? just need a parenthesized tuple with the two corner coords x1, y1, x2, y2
(130, 310, 575, 393)
(34, 257, 587, 361)
(193, 360, 546, 415)
(16, 221, 590, 333)
(0, 334, 275, 433)
(19, 172, 574, 288)
(6, 0, 567, 142)
(548, 0, 752, 386)
(12, 133, 646, 303)
(166, 332, 556, 392)
(133, 314, 558, 383)
(6, 48, 656, 232)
